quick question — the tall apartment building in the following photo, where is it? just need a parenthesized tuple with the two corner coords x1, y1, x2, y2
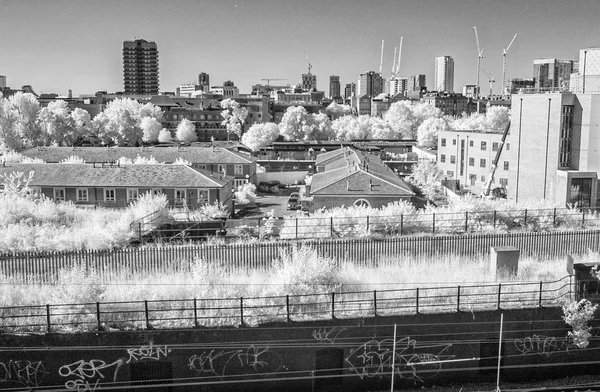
(357, 71, 384, 97)
(570, 48, 600, 94)
(388, 77, 408, 96)
(0, 75, 6, 89)
(533, 58, 576, 91)
(434, 56, 454, 93)
(123, 39, 159, 95)
(409, 74, 426, 92)
(198, 72, 210, 87)
(301, 73, 317, 91)
(344, 83, 356, 99)
(329, 76, 341, 99)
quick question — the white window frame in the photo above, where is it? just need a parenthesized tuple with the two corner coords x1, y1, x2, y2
(175, 189, 186, 202)
(233, 179, 246, 188)
(104, 188, 116, 203)
(54, 188, 66, 202)
(152, 188, 162, 196)
(76, 188, 88, 202)
(218, 164, 226, 174)
(127, 188, 139, 202)
(198, 189, 209, 203)
(234, 164, 243, 175)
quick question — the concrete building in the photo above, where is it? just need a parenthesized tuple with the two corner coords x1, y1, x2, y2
(0, 75, 6, 89)
(570, 48, 600, 94)
(178, 83, 204, 97)
(209, 82, 239, 99)
(388, 77, 408, 96)
(409, 74, 426, 92)
(329, 75, 341, 100)
(301, 73, 317, 91)
(533, 58, 576, 92)
(434, 56, 454, 92)
(509, 78, 536, 94)
(437, 129, 507, 195)
(422, 92, 470, 116)
(198, 72, 210, 91)
(463, 85, 478, 98)
(358, 71, 384, 97)
(123, 39, 159, 95)
(505, 92, 600, 207)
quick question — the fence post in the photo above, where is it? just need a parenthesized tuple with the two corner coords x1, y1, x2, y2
(493, 210, 497, 228)
(538, 282, 543, 307)
(138, 223, 142, 242)
(144, 300, 151, 329)
(366, 216, 370, 232)
(432, 213, 436, 234)
(400, 214, 404, 235)
(553, 208, 557, 226)
(582, 210, 586, 227)
(373, 290, 377, 316)
(457, 286, 461, 312)
(295, 218, 299, 239)
(465, 212, 468, 232)
(331, 292, 336, 319)
(193, 298, 198, 328)
(240, 297, 244, 326)
(286, 295, 291, 323)
(46, 304, 51, 333)
(416, 288, 419, 314)
(524, 209, 528, 226)
(497, 284, 502, 309)
(330, 217, 334, 238)
(96, 302, 102, 331)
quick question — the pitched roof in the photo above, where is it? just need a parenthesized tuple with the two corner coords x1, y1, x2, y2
(0, 164, 233, 188)
(21, 147, 257, 165)
(149, 95, 179, 107)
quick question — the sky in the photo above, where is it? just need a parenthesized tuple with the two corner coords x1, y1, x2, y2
(1, 0, 599, 96)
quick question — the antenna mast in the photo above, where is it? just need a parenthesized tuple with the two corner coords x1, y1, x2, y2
(305, 53, 312, 74)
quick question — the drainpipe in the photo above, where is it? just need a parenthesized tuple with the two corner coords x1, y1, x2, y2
(543, 98, 552, 199)
(515, 99, 523, 203)
(583, 50, 588, 94)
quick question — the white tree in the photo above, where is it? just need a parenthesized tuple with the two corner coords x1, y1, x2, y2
(331, 115, 373, 140)
(278, 106, 314, 141)
(384, 100, 415, 138)
(235, 182, 257, 204)
(59, 155, 86, 164)
(370, 117, 397, 139)
(484, 106, 510, 133)
(0, 98, 20, 150)
(158, 129, 173, 143)
(0, 92, 41, 149)
(220, 99, 248, 139)
(71, 107, 91, 136)
(176, 118, 197, 143)
(38, 100, 77, 146)
(309, 113, 334, 140)
(417, 117, 450, 149)
(141, 117, 162, 143)
(406, 160, 444, 200)
(241, 122, 280, 151)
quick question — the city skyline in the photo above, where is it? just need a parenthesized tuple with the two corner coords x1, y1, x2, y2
(1, 0, 599, 96)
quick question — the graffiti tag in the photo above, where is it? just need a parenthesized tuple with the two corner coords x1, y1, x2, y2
(189, 345, 282, 379)
(59, 359, 124, 391)
(0, 360, 47, 387)
(126, 344, 170, 363)
(312, 327, 347, 343)
(514, 335, 575, 356)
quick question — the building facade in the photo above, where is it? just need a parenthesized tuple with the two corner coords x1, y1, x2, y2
(358, 71, 384, 97)
(570, 48, 600, 94)
(0, 75, 6, 89)
(329, 75, 341, 100)
(388, 77, 408, 96)
(301, 73, 317, 91)
(422, 92, 471, 116)
(533, 58, 576, 91)
(434, 56, 454, 92)
(409, 74, 426, 92)
(123, 39, 159, 95)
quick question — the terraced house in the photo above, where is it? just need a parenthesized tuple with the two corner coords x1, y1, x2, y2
(0, 163, 235, 209)
(20, 146, 257, 188)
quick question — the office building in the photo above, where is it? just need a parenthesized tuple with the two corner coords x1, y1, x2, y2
(0, 75, 6, 89)
(329, 76, 341, 99)
(301, 73, 317, 91)
(178, 83, 204, 97)
(409, 74, 426, 92)
(198, 73, 210, 88)
(570, 48, 600, 94)
(434, 56, 454, 93)
(358, 71, 384, 97)
(389, 77, 408, 96)
(509, 78, 535, 94)
(533, 58, 576, 91)
(123, 39, 159, 95)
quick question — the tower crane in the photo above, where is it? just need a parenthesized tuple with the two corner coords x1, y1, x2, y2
(481, 68, 495, 97)
(379, 40, 385, 75)
(304, 53, 312, 74)
(395, 37, 403, 76)
(261, 78, 287, 86)
(473, 26, 485, 97)
(501, 33, 518, 96)
(391, 46, 397, 78)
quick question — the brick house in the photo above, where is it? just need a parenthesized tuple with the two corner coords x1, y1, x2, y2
(307, 148, 414, 209)
(20, 146, 257, 188)
(0, 163, 235, 210)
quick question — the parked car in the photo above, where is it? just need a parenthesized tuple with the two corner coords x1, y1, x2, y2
(287, 196, 301, 210)
(289, 192, 300, 199)
(258, 181, 281, 193)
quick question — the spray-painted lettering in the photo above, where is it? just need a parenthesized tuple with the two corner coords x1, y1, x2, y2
(189, 345, 281, 379)
(312, 327, 347, 343)
(514, 335, 575, 356)
(0, 360, 46, 387)
(126, 344, 170, 363)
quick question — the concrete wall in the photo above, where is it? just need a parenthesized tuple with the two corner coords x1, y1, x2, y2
(312, 195, 412, 210)
(0, 308, 597, 392)
(257, 171, 309, 185)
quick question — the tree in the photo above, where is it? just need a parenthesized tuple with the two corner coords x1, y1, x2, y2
(158, 129, 173, 143)
(235, 182, 257, 204)
(38, 100, 78, 146)
(71, 108, 91, 136)
(370, 117, 396, 139)
(141, 117, 162, 143)
(0, 92, 41, 150)
(278, 106, 314, 141)
(331, 115, 373, 140)
(417, 117, 450, 149)
(309, 113, 334, 140)
(220, 99, 248, 139)
(384, 101, 414, 138)
(241, 122, 280, 151)
(176, 118, 198, 143)
(406, 160, 444, 200)
(484, 106, 510, 133)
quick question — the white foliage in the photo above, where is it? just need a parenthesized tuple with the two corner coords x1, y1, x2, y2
(220, 99, 248, 138)
(241, 122, 280, 151)
(175, 118, 198, 143)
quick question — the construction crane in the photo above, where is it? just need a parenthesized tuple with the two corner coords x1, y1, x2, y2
(379, 40, 385, 75)
(304, 53, 312, 74)
(261, 78, 287, 86)
(395, 37, 403, 76)
(473, 26, 485, 97)
(391, 46, 397, 78)
(480, 120, 511, 199)
(481, 68, 495, 97)
(501, 33, 518, 96)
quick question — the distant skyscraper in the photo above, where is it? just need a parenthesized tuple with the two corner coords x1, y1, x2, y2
(344, 83, 356, 99)
(358, 71, 384, 97)
(533, 58, 576, 91)
(302, 73, 317, 91)
(409, 74, 426, 92)
(123, 39, 159, 95)
(389, 77, 408, 96)
(329, 75, 341, 99)
(198, 72, 210, 92)
(0, 75, 6, 89)
(434, 56, 454, 92)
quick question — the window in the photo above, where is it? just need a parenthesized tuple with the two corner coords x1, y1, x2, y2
(353, 198, 371, 207)
(492, 142, 499, 151)
(452, 139, 457, 146)
(506, 143, 510, 151)
(469, 140, 474, 147)
(441, 138, 446, 147)
(234, 165, 243, 175)
(481, 141, 487, 151)
(447, 170, 454, 177)
(570, 178, 592, 208)
(104, 188, 116, 203)
(559, 105, 574, 168)
(481, 175, 486, 182)
(175, 189, 186, 202)
(469, 157, 474, 166)
(233, 179, 246, 188)
(54, 188, 66, 202)
(469, 174, 476, 186)
(450, 155, 456, 164)
(503, 161, 509, 170)
(499, 178, 508, 187)
(440, 154, 446, 163)
(218, 164, 226, 173)
(480, 158, 486, 168)
(127, 188, 139, 201)
(76, 188, 88, 202)
(152, 188, 162, 196)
